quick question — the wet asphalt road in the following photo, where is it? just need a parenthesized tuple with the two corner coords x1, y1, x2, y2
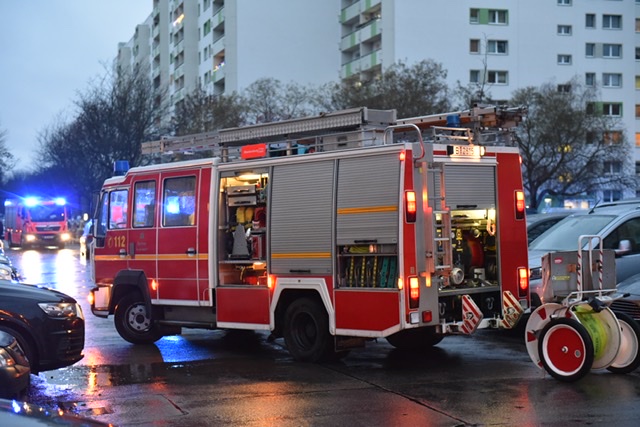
(4, 244, 640, 426)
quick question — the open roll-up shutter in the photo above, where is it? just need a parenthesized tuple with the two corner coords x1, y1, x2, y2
(336, 154, 400, 245)
(270, 160, 334, 274)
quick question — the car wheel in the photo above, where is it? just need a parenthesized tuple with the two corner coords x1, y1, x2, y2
(0, 326, 37, 372)
(114, 294, 162, 344)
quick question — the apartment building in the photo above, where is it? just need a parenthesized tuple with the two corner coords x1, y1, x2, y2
(117, 0, 639, 198)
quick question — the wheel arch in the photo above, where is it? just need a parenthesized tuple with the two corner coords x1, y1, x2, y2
(0, 319, 40, 371)
(271, 280, 334, 338)
(110, 269, 151, 314)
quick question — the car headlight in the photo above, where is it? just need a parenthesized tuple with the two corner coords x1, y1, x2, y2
(0, 267, 12, 281)
(24, 234, 37, 242)
(38, 302, 83, 318)
(61, 233, 72, 241)
(529, 267, 542, 281)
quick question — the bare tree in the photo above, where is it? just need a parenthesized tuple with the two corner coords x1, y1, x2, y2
(512, 79, 633, 210)
(0, 123, 15, 184)
(172, 88, 247, 135)
(243, 78, 316, 124)
(313, 60, 450, 119)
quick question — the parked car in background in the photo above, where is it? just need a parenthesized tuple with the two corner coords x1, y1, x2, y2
(0, 253, 21, 281)
(0, 331, 30, 399)
(528, 199, 640, 306)
(0, 279, 84, 373)
(526, 211, 582, 244)
(612, 272, 640, 321)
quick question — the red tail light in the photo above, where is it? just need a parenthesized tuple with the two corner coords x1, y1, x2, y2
(515, 191, 525, 220)
(518, 267, 528, 297)
(405, 191, 417, 223)
(409, 276, 419, 308)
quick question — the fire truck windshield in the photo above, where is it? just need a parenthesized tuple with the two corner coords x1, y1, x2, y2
(28, 205, 66, 222)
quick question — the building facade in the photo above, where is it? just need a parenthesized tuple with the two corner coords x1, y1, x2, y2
(117, 0, 640, 199)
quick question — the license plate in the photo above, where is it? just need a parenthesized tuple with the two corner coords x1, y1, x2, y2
(43, 235, 54, 239)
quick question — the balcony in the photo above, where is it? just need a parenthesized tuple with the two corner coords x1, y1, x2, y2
(340, 32, 359, 51)
(212, 36, 225, 56)
(213, 64, 225, 83)
(361, 0, 381, 14)
(340, 1, 360, 24)
(213, 7, 225, 29)
(360, 49, 382, 71)
(359, 19, 381, 43)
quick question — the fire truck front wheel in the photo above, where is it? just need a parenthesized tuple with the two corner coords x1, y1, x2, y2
(114, 294, 162, 344)
(283, 298, 333, 363)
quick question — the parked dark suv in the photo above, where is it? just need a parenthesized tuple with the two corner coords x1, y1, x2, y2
(0, 279, 85, 373)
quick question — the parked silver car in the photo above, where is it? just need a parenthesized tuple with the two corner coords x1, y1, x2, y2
(529, 199, 640, 305)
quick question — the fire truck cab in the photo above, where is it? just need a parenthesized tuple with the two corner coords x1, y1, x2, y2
(90, 106, 529, 361)
(4, 197, 71, 249)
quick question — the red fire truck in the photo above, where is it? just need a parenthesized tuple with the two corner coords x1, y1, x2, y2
(89, 106, 529, 361)
(3, 197, 71, 249)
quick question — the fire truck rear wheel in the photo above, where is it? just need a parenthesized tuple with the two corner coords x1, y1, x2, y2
(283, 298, 333, 362)
(386, 327, 444, 350)
(114, 294, 162, 344)
(538, 318, 594, 382)
(606, 312, 640, 374)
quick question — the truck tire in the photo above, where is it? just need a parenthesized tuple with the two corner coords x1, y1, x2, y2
(283, 298, 333, 362)
(386, 327, 444, 350)
(114, 294, 162, 344)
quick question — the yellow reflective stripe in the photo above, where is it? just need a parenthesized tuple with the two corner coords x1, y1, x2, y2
(94, 254, 208, 261)
(271, 252, 331, 259)
(337, 206, 397, 215)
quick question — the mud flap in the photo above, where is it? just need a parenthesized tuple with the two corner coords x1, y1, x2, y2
(500, 290, 525, 329)
(460, 294, 483, 334)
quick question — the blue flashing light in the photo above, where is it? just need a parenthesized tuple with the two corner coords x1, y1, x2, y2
(55, 198, 66, 206)
(24, 197, 39, 207)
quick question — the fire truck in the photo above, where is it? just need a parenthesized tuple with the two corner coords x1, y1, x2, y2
(3, 197, 71, 249)
(89, 105, 530, 361)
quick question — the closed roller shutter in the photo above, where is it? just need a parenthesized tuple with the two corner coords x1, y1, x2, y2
(432, 164, 496, 210)
(336, 154, 400, 244)
(270, 160, 334, 274)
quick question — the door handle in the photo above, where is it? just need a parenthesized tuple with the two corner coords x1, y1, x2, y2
(186, 247, 196, 256)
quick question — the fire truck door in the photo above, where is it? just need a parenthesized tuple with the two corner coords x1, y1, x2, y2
(155, 170, 201, 305)
(127, 176, 159, 301)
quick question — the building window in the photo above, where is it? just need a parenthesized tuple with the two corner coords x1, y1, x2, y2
(604, 161, 622, 175)
(470, 39, 480, 53)
(636, 133, 640, 147)
(488, 9, 507, 25)
(586, 14, 596, 29)
(557, 0, 571, 5)
(470, 70, 480, 83)
(487, 40, 508, 54)
(636, 47, 640, 60)
(603, 103, 622, 117)
(557, 54, 572, 65)
(557, 25, 572, 35)
(557, 84, 571, 93)
(636, 104, 640, 118)
(636, 76, 640, 89)
(636, 18, 640, 32)
(602, 73, 622, 88)
(585, 73, 596, 87)
(602, 190, 622, 203)
(585, 43, 595, 57)
(603, 15, 622, 30)
(470, 8, 479, 24)
(487, 70, 507, 84)
(603, 44, 622, 58)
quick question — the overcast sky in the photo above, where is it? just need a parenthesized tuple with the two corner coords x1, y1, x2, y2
(1, 1, 152, 171)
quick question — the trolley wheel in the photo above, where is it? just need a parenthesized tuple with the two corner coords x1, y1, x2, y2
(607, 312, 640, 374)
(538, 318, 594, 382)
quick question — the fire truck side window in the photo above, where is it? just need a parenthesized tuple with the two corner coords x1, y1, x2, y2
(108, 190, 129, 229)
(133, 181, 156, 228)
(162, 176, 196, 227)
